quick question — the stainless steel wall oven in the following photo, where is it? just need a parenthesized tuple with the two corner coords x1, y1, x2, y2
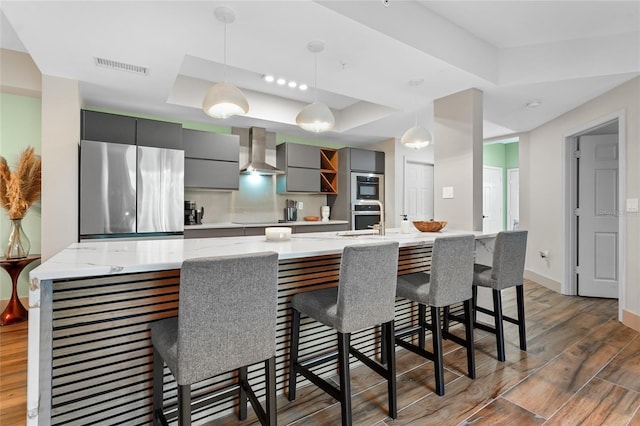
(350, 172, 384, 230)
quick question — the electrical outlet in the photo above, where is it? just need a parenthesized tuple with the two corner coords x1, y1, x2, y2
(298, 202, 303, 210)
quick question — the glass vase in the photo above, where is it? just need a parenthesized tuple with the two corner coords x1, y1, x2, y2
(5, 218, 30, 259)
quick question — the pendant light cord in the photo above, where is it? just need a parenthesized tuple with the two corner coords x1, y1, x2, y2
(223, 21, 228, 82)
(314, 52, 318, 102)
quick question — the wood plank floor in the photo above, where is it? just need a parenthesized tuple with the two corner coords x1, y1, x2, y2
(2, 281, 640, 425)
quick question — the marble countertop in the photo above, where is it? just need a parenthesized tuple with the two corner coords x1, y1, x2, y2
(30, 228, 495, 283)
(185, 220, 348, 230)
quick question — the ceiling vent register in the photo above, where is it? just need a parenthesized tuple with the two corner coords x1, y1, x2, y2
(94, 57, 149, 75)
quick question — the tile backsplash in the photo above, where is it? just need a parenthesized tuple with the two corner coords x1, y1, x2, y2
(185, 175, 328, 224)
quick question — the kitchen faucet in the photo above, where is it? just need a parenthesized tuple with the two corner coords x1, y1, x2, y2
(359, 200, 385, 236)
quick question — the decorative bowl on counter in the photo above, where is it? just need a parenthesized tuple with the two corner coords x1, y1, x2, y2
(412, 221, 447, 232)
(265, 227, 292, 241)
(304, 216, 320, 221)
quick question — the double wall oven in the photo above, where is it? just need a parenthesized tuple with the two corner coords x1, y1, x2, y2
(351, 172, 384, 230)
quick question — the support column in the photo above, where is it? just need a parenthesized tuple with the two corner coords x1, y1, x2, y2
(433, 88, 483, 231)
(41, 76, 80, 260)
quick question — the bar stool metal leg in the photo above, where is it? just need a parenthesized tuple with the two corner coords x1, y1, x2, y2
(337, 332, 353, 426)
(431, 306, 445, 396)
(516, 285, 527, 351)
(238, 366, 248, 420)
(463, 299, 476, 379)
(418, 303, 426, 350)
(266, 357, 277, 425)
(178, 385, 191, 426)
(152, 347, 165, 426)
(383, 321, 397, 419)
(288, 309, 301, 401)
(492, 289, 506, 362)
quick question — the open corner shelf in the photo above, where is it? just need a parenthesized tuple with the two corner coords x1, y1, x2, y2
(320, 148, 338, 195)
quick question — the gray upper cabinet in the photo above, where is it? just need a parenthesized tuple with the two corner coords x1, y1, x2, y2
(136, 118, 183, 150)
(349, 148, 385, 173)
(81, 110, 136, 145)
(183, 129, 240, 190)
(276, 143, 321, 193)
(81, 110, 183, 150)
(279, 143, 320, 169)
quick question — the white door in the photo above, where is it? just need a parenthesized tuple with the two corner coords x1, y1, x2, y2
(577, 134, 619, 298)
(483, 166, 503, 234)
(507, 168, 520, 230)
(404, 160, 434, 221)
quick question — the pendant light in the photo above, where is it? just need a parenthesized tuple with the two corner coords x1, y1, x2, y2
(401, 114, 433, 150)
(296, 41, 335, 133)
(202, 7, 249, 119)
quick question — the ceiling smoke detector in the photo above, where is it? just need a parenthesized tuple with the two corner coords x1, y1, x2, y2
(526, 99, 542, 109)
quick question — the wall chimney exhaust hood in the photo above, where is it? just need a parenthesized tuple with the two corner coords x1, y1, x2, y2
(239, 127, 284, 175)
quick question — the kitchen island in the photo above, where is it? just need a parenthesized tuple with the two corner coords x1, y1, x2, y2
(27, 229, 495, 425)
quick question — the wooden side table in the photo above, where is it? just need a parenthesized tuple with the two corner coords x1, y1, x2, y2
(0, 255, 40, 326)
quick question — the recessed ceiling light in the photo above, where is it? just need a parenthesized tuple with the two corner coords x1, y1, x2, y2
(288, 81, 297, 88)
(276, 78, 286, 86)
(263, 74, 275, 83)
(526, 99, 542, 108)
(299, 84, 308, 91)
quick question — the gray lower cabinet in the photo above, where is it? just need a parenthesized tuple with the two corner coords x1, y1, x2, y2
(184, 227, 244, 238)
(183, 129, 240, 190)
(293, 223, 348, 233)
(184, 223, 348, 238)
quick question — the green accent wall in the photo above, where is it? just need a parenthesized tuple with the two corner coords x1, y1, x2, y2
(483, 142, 519, 230)
(0, 93, 42, 299)
(506, 142, 519, 169)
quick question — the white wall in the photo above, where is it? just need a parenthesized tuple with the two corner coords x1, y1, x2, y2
(521, 76, 640, 329)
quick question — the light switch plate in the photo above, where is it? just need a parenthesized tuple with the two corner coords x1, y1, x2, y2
(298, 201, 304, 210)
(442, 186, 454, 199)
(626, 198, 639, 213)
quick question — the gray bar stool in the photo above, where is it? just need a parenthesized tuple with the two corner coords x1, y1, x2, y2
(150, 252, 279, 426)
(395, 234, 476, 396)
(287, 242, 399, 426)
(472, 230, 528, 362)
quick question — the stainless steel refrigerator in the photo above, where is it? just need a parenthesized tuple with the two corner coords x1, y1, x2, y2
(79, 140, 184, 239)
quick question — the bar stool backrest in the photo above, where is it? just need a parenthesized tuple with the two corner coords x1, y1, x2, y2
(491, 231, 528, 290)
(429, 235, 475, 307)
(176, 252, 279, 384)
(336, 242, 399, 333)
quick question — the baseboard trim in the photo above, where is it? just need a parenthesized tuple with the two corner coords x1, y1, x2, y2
(524, 269, 561, 293)
(623, 309, 640, 333)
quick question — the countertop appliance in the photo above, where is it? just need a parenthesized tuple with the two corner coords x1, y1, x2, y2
(184, 201, 204, 225)
(79, 140, 184, 239)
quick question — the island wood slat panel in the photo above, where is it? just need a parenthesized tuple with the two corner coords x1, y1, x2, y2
(46, 245, 453, 425)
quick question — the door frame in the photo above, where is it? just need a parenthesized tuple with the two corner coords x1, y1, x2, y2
(563, 110, 626, 320)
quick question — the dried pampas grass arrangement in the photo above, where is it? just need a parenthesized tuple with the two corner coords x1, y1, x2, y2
(0, 147, 42, 220)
